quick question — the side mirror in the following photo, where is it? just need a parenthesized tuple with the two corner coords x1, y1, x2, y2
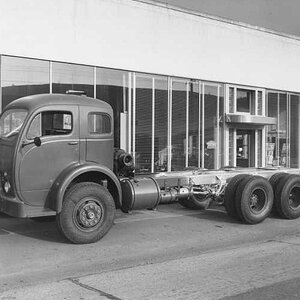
(34, 137, 42, 147)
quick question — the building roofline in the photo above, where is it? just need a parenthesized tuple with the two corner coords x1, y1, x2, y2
(132, 0, 300, 42)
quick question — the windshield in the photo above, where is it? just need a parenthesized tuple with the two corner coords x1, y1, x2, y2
(0, 109, 27, 138)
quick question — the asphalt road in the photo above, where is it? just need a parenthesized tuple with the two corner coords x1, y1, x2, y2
(1, 203, 300, 299)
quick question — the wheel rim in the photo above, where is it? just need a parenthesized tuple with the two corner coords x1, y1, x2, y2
(249, 188, 266, 213)
(288, 186, 300, 210)
(73, 197, 104, 232)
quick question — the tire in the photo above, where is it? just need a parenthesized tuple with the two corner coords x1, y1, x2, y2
(235, 176, 273, 224)
(224, 174, 251, 220)
(57, 182, 116, 244)
(274, 174, 300, 219)
(178, 194, 210, 210)
(269, 172, 289, 214)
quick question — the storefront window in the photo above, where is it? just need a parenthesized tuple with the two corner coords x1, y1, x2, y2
(171, 80, 187, 171)
(135, 76, 152, 173)
(236, 89, 254, 113)
(266, 92, 287, 167)
(188, 82, 201, 168)
(290, 94, 300, 168)
(154, 79, 168, 172)
(52, 62, 94, 97)
(1, 56, 50, 109)
(96, 68, 129, 148)
(203, 84, 218, 169)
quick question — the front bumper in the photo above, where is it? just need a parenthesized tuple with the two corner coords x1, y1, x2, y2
(0, 191, 27, 217)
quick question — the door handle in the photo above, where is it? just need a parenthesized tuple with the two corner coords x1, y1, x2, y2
(68, 141, 78, 145)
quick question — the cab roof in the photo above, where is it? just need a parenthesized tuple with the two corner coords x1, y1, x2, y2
(5, 94, 113, 113)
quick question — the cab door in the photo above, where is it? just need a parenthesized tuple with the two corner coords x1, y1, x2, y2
(16, 106, 79, 206)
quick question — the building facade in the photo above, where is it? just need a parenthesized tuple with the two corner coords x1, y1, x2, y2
(1, 0, 300, 173)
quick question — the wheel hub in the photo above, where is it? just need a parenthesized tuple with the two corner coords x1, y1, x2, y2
(78, 202, 103, 228)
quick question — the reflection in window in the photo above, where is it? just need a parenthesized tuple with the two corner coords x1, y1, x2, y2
(203, 85, 218, 169)
(236, 89, 253, 113)
(290, 95, 300, 167)
(52, 62, 94, 97)
(188, 82, 201, 168)
(96, 68, 129, 148)
(154, 79, 168, 172)
(266, 92, 287, 167)
(171, 80, 187, 171)
(1, 56, 50, 109)
(135, 77, 152, 173)
(27, 111, 72, 139)
(0, 109, 27, 138)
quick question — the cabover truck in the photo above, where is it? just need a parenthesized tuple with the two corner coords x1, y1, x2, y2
(0, 93, 300, 244)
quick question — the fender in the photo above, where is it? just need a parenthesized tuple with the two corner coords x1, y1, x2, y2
(47, 162, 122, 213)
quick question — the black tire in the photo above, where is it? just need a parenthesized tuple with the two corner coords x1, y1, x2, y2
(235, 176, 273, 224)
(57, 182, 116, 244)
(178, 194, 210, 210)
(274, 174, 300, 219)
(269, 172, 289, 214)
(224, 174, 251, 220)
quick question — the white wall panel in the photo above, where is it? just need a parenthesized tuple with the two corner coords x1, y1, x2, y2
(0, 0, 300, 92)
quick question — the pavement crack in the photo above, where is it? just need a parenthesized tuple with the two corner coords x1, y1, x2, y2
(267, 239, 300, 246)
(68, 278, 123, 300)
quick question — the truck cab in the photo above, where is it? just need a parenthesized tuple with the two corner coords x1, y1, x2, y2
(0, 94, 123, 243)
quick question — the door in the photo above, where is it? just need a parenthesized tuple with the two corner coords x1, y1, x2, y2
(17, 106, 79, 206)
(236, 130, 255, 167)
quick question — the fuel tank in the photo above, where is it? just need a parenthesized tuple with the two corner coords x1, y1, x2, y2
(121, 177, 161, 212)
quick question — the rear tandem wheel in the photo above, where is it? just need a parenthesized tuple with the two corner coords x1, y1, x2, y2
(234, 176, 273, 224)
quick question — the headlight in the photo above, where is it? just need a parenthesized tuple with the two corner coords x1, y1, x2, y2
(3, 181, 11, 193)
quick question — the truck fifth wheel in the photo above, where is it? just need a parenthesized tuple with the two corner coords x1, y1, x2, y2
(0, 94, 300, 244)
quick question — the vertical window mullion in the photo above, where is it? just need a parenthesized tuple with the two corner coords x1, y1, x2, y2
(128, 72, 132, 153)
(167, 77, 172, 172)
(132, 73, 136, 165)
(151, 78, 155, 173)
(198, 81, 201, 168)
(185, 82, 189, 168)
(49, 61, 53, 94)
(201, 83, 205, 168)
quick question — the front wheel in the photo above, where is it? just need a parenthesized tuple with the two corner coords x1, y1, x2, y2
(57, 182, 116, 244)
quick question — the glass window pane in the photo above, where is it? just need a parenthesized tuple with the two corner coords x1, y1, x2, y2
(236, 89, 253, 113)
(96, 68, 128, 148)
(171, 80, 187, 171)
(135, 76, 152, 173)
(279, 94, 287, 166)
(52, 62, 94, 97)
(88, 113, 111, 134)
(188, 82, 200, 168)
(266, 92, 287, 167)
(27, 114, 41, 139)
(204, 85, 218, 169)
(290, 95, 300, 168)
(257, 91, 263, 115)
(1, 56, 50, 109)
(39, 111, 72, 136)
(266, 92, 278, 166)
(229, 87, 234, 113)
(219, 86, 225, 167)
(154, 78, 168, 172)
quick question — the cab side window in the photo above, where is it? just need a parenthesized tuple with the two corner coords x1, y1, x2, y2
(27, 111, 72, 139)
(88, 113, 111, 134)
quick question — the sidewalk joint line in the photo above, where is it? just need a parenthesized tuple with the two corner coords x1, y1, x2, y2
(68, 278, 123, 300)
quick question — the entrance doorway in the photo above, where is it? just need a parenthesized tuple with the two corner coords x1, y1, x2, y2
(236, 130, 255, 167)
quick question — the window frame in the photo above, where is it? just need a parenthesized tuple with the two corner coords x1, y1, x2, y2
(26, 110, 73, 139)
(88, 112, 112, 135)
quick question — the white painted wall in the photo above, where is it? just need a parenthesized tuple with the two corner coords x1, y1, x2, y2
(0, 0, 299, 92)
